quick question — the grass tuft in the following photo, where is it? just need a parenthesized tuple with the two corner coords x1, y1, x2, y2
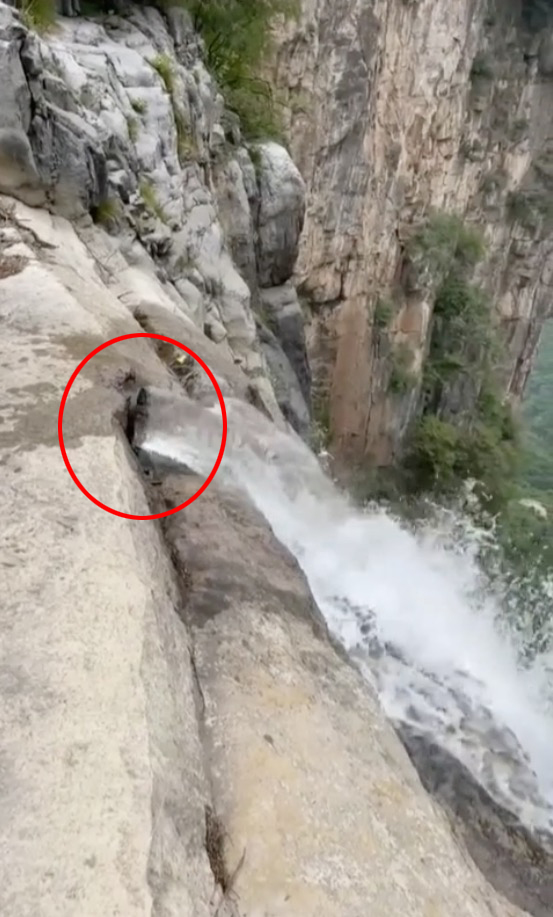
(139, 180, 168, 223)
(150, 53, 175, 95)
(20, 0, 57, 32)
(91, 196, 122, 226)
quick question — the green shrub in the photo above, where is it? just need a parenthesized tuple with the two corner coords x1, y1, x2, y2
(407, 406, 519, 506)
(148, 53, 199, 161)
(20, 0, 56, 30)
(389, 344, 416, 395)
(477, 382, 518, 442)
(183, 0, 299, 140)
(430, 275, 492, 375)
(417, 216, 496, 419)
(131, 97, 148, 115)
(407, 212, 485, 279)
(185, 0, 298, 71)
(402, 209, 520, 506)
(226, 84, 286, 141)
(373, 297, 394, 328)
(433, 273, 488, 323)
(408, 416, 460, 489)
(458, 422, 519, 495)
(91, 195, 122, 226)
(150, 53, 175, 95)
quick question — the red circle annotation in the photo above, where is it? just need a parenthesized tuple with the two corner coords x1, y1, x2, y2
(57, 332, 227, 520)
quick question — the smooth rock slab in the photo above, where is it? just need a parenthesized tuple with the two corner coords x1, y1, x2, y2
(157, 471, 528, 917)
(0, 200, 223, 917)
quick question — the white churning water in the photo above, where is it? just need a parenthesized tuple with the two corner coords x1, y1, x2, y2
(143, 394, 553, 836)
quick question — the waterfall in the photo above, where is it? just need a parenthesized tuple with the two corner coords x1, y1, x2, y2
(140, 393, 553, 839)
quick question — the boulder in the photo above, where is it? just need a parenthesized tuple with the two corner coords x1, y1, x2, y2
(256, 141, 306, 287)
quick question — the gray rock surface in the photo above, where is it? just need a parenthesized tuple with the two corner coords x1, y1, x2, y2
(0, 189, 528, 917)
(257, 318, 311, 438)
(0, 1, 311, 415)
(0, 202, 223, 917)
(260, 281, 311, 400)
(0, 7, 537, 917)
(149, 467, 527, 917)
(399, 726, 553, 917)
(256, 140, 306, 287)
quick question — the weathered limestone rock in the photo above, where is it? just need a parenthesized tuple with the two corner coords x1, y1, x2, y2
(399, 726, 553, 917)
(0, 204, 222, 917)
(2, 6, 541, 916)
(257, 318, 311, 437)
(0, 6, 30, 132)
(0, 127, 45, 205)
(256, 140, 306, 288)
(273, 0, 553, 463)
(256, 281, 312, 437)
(214, 152, 258, 294)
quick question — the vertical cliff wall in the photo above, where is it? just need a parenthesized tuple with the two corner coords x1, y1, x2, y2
(274, 0, 553, 467)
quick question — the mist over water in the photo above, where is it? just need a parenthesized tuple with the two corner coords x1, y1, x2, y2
(142, 395, 553, 837)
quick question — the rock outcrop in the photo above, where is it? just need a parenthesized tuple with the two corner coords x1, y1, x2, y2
(273, 0, 553, 464)
(0, 0, 310, 435)
(399, 726, 553, 917)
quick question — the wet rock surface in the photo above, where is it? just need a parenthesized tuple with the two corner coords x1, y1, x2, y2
(341, 593, 553, 917)
(398, 726, 553, 917)
(141, 466, 526, 917)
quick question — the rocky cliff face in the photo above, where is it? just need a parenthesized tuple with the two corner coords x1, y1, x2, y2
(0, 0, 311, 435)
(273, 0, 553, 466)
(0, 192, 527, 917)
(0, 2, 549, 915)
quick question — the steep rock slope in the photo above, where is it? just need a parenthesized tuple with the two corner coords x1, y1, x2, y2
(0, 198, 528, 916)
(274, 0, 553, 464)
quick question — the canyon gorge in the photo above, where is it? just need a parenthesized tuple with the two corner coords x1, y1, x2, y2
(1, 1, 553, 915)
